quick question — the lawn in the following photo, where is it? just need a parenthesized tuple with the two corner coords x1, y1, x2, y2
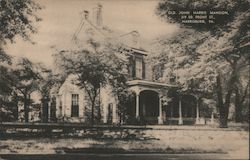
(0, 126, 248, 159)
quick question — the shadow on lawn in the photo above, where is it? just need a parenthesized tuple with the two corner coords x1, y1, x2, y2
(0, 129, 159, 141)
(56, 145, 226, 154)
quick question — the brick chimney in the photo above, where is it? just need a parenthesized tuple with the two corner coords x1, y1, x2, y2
(92, 3, 103, 27)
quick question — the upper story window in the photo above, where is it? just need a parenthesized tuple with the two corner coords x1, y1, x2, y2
(152, 63, 164, 81)
(135, 58, 143, 79)
(71, 94, 79, 117)
(128, 55, 145, 80)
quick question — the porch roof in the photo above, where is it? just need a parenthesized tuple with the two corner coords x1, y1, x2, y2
(127, 80, 178, 89)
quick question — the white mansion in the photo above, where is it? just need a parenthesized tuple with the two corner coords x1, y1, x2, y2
(44, 4, 209, 125)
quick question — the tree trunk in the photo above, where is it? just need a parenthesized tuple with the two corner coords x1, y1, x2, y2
(24, 95, 29, 123)
(218, 104, 228, 128)
(216, 74, 234, 128)
(91, 102, 94, 126)
(235, 88, 242, 122)
(219, 90, 232, 128)
(97, 89, 101, 124)
(216, 75, 224, 108)
(216, 75, 227, 127)
(91, 96, 96, 126)
(216, 63, 237, 128)
(12, 92, 19, 121)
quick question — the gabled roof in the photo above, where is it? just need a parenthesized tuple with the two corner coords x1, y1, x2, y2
(71, 5, 146, 53)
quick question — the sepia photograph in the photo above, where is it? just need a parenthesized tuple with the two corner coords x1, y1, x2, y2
(0, 0, 249, 159)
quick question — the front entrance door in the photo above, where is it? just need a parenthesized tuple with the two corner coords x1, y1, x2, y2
(139, 90, 159, 124)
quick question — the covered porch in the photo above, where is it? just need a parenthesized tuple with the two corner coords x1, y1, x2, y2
(127, 80, 205, 125)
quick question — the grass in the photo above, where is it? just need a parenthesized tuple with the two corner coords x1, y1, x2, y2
(0, 127, 249, 159)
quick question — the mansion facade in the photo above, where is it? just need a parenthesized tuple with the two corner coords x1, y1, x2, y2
(42, 4, 212, 125)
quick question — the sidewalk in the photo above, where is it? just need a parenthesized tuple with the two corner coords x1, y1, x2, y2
(1, 121, 248, 131)
(144, 123, 249, 131)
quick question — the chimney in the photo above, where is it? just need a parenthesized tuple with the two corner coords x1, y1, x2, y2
(131, 31, 140, 48)
(83, 10, 89, 20)
(92, 3, 103, 27)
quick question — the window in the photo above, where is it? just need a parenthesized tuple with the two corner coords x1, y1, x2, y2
(50, 97, 57, 121)
(107, 103, 113, 124)
(128, 55, 145, 80)
(152, 63, 164, 81)
(59, 106, 62, 116)
(59, 96, 62, 116)
(136, 58, 143, 79)
(71, 94, 79, 117)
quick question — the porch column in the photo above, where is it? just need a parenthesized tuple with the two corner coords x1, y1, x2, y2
(158, 97, 163, 124)
(136, 92, 140, 118)
(210, 112, 214, 124)
(195, 98, 200, 124)
(178, 98, 183, 125)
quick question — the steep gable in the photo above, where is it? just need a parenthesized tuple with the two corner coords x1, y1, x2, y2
(71, 4, 143, 50)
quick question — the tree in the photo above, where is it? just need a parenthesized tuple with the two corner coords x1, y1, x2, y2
(0, 52, 15, 122)
(0, 49, 12, 107)
(197, 10, 249, 127)
(111, 78, 134, 124)
(0, 0, 41, 68)
(150, 29, 216, 101)
(0, 0, 41, 121)
(0, 0, 41, 44)
(155, 0, 249, 127)
(54, 40, 128, 125)
(229, 57, 249, 123)
(10, 58, 41, 122)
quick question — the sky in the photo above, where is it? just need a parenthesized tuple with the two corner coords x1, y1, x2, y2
(5, 0, 179, 66)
